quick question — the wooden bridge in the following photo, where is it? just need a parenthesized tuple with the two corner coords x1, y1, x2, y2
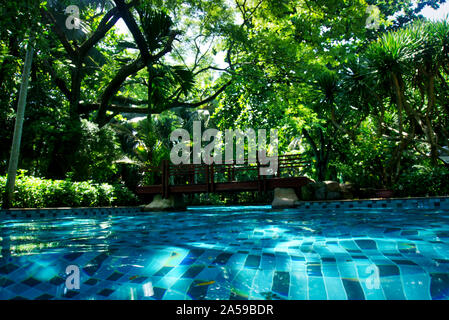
(135, 154, 312, 198)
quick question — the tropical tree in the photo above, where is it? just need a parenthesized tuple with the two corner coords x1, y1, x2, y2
(30, 0, 235, 178)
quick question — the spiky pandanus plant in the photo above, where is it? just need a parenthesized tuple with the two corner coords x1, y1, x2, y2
(366, 19, 449, 175)
(412, 20, 449, 163)
(341, 57, 381, 127)
(366, 23, 423, 179)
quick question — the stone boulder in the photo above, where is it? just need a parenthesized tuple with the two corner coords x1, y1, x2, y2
(324, 181, 340, 192)
(326, 191, 341, 200)
(143, 194, 186, 212)
(272, 188, 299, 209)
(301, 183, 315, 201)
(314, 184, 327, 200)
(359, 188, 377, 199)
(340, 183, 355, 199)
(298, 181, 351, 201)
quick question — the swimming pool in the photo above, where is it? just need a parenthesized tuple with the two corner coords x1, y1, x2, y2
(1, 201, 449, 300)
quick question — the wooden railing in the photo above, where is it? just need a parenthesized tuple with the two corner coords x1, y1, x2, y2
(138, 154, 309, 198)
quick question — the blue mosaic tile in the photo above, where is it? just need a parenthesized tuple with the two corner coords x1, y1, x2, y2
(1, 202, 449, 300)
(341, 278, 365, 300)
(272, 271, 290, 297)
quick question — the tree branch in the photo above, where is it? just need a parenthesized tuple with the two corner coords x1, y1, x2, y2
(87, 80, 232, 116)
(114, 0, 151, 64)
(41, 8, 76, 59)
(42, 58, 71, 99)
(112, 96, 148, 106)
(79, 7, 121, 58)
(81, 103, 148, 114)
(193, 66, 233, 76)
(96, 57, 146, 124)
(170, 80, 232, 108)
(151, 30, 180, 61)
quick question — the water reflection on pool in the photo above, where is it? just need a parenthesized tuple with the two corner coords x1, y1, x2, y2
(1, 205, 449, 300)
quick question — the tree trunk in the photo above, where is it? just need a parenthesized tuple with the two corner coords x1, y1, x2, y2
(302, 127, 329, 181)
(2, 36, 35, 209)
(426, 74, 439, 165)
(391, 72, 411, 183)
(46, 60, 84, 179)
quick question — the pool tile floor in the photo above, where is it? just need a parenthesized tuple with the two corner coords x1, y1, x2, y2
(1, 205, 449, 300)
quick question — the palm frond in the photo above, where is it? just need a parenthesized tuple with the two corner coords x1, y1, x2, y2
(170, 65, 195, 94)
(136, 5, 174, 52)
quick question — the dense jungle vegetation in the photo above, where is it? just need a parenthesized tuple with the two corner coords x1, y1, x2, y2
(1, 0, 448, 207)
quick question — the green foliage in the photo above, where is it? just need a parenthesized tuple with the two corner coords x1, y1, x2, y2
(1, 0, 449, 205)
(71, 119, 122, 182)
(137, 5, 174, 52)
(366, 21, 424, 83)
(0, 171, 139, 208)
(188, 191, 273, 206)
(212, 8, 449, 196)
(332, 119, 403, 188)
(394, 166, 449, 197)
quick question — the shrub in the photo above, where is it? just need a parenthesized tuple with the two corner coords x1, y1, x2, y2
(0, 172, 139, 208)
(393, 166, 449, 197)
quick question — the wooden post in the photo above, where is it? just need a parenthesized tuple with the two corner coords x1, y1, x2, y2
(161, 161, 165, 198)
(257, 159, 261, 192)
(276, 158, 281, 178)
(161, 160, 170, 198)
(205, 165, 210, 193)
(165, 160, 170, 198)
(210, 163, 215, 192)
(189, 165, 194, 185)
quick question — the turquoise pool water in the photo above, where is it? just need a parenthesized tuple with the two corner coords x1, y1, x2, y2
(1, 205, 449, 300)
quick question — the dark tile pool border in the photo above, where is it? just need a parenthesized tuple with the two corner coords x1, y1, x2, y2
(295, 196, 449, 210)
(0, 206, 143, 219)
(1, 196, 448, 218)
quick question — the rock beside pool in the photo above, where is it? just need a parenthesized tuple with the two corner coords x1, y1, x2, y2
(301, 183, 317, 201)
(143, 194, 186, 212)
(272, 188, 299, 209)
(314, 183, 327, 200)
(324, 181, 340, 192)
(299, 181, 354, 201)
(340, 183, 355, 199)
(301, 182, 329, 200)
(326, 191, 341, 200)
